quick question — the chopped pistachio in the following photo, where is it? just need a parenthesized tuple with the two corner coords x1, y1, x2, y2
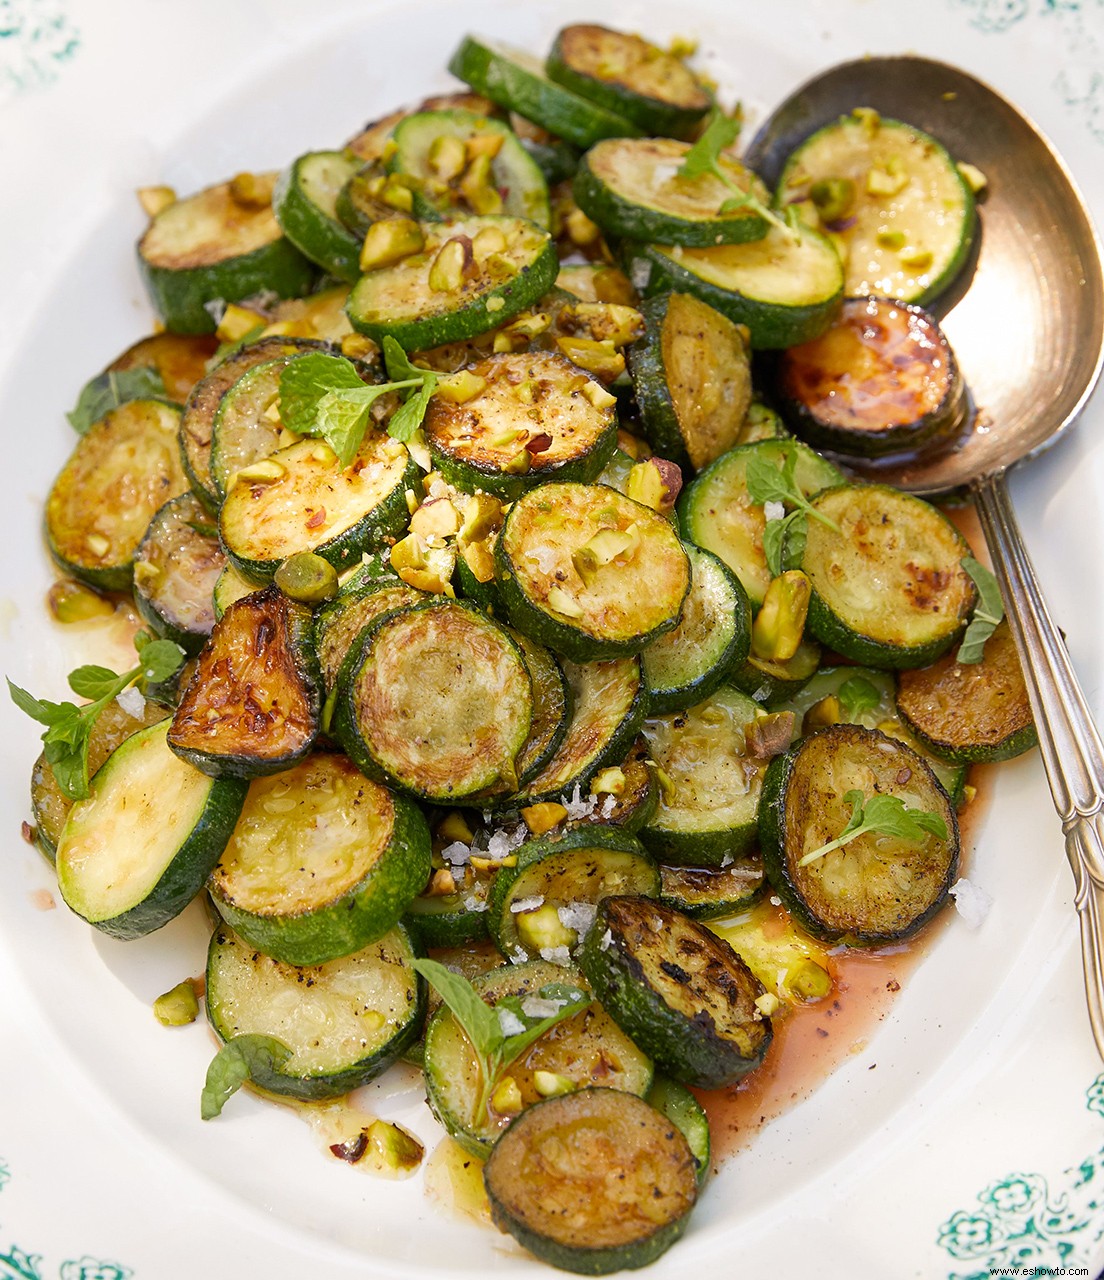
(803, 694, 842, 733)
(558, 302, 645, 347)
(437, 811, 475, 844)
(262, 398, 283, 424)
(311, 441, 337, 465)
(746, 711, 796, 760)
(428, 237, 471, 293)
(435, 370, 487, 404)
(470, 853, 517, 871)
(490, 425, 528, 448)
(460, 153, 503, 215)
(132, 560, 162, 589)
(466, 131, 505, 161)
(426, 867, 458, 897)
(572, 527, 638, 584)
(47, 580, 114, 623)
(85, 534, 111, 559)
(876, 227, 906, 250)
(366, 1119, 424, 1173)
(851, 106, 881, 133)
(137, 185, 176, 218)
(391, 531, 427, 572)
(259, 321, 300, 339)
(957, 161, 988, 194)
(472, 225, 509, 259)
(485, 295, 506, 313)
(647, 761, 678, 805)
(428, 134, 468, 182)
(405, 430, 432, 472)
(491, 1076, 524, 1115)
(153, 980, 199, 1027)
(405, 488, 420, 516)
(751, 571, 811, 662)
(962, 783, 977, 806)
(565, 205, 601, 246)
(359, 217, 425, 272)
(754, 991, 781, 1018)
(590, 767, 626, 797)
(229, 171, 276, 207)
(459, 538, 496, 584)
(274, 551, 339, 604)
(381, 176, 415, 213)
(517, 903, 575, 952)
(216, 303, 266, 343)
(533, 1070, 577, 1098)
(899, 246, 933, 270)
(809, 177, 856, 223)
(521, 801, 568, 836)
(458, 493, 504, 543)
(502, 447, 531, 475)
(392, 539, 456, 594)
(784, 958, 833, 1002)
(866, 157, 909, 198)
(555, 336, 624, 380)
(410, 497, 460, 539)
(546, 586, 584, 618)
(625, 458, 680, 512)
(340, 333, 380, 361)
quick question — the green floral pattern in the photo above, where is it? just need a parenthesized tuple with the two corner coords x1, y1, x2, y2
(937, 1075, 1104, 1278)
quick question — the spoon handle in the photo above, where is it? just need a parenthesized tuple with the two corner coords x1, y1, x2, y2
(973, 471, 1104, 1058)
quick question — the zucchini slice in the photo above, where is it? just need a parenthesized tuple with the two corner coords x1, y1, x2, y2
(546, 25, 711, 138)
(168, 586, 322, 779)
(802, 484, 976, 668)
(512, 630, 572, 785)
(423, 960, 653, 1156)
(180, 335, 328, 512)
(627, 291, 753, 471)
(104, 331, 220, 405)
(575, 138, 768, 247)
(496, 482, 691, 662)
(208, 753, 431, 965)
(272, 151, 363, 282)
(776, 111, 976, 305)
(640, 544, 751, 715)
(488, 825, 659, 960)
(346, 215, 558, 351)
(31, 699, 169, 863)
(314, 581, 427, 691)
(640, 686, 768, 868)
(729, 635, 822, 708)
(423, 350, 617, 499)
(133, 492, 226, 654)
(512, 114, 581, 185)
(646, 1075, 711, 1185)
(55, 721, 247, 939)
(895, 620, 1037, 764)
(565, 735, 657, 836)
(334, 165, 399, 240)
(448, 36, 641, 150)
(213, 563, 261, 619)
(741, 400, 789, 444)
(759, 723, 959, 945)
(403, 860, 495, 949)
(658, 858, 765, 921)
(218, 432, 418, 580)
(206, 921, 425, 1100)
(515, 657, 645, 807)
(46, 399, 189, 591)
(627, 219, 844, 349)
(483, 1086, 697, 1275)
(579, 896, 772, 1088)
(387, 109, 550, 229)
(677, 438, 844, 610)
(334, 600, 533, 803)
(138, 178, 316, 334)
(775, 297, 967, 459)
(780, 664, 967, 804)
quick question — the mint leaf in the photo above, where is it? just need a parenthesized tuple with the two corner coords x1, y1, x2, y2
(413, 958, 501, 1060)
(382, 335, 424, 384)
(7, 679, 62, 725)
(67, 665, 125, 700)
(499, 986, 590, 1067)
(66, 367, 167, 434)
(799, 788, 947, 866)
(679, 109, 741, 181)
(314, 389, 379, 467)
(48, 744, 92, 802)
(201, 1035, 293, 1120)
(387, 371, 437, 443)
(138, 639, 186, 685)
(745, 450, 794, 507)
(762, 516, 786, 578)
(838, 789, 866, 839)
(279, 353, 368, 435)
(838, 676, 880, 720)
(957, 557, 1004, 665)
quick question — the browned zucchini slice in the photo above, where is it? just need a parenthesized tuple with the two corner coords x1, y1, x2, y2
(314, 582, 427, 691)
(895, 620, 1038, 763)
(107, 331, 220, 404)
(168, 586, 322, 778)
(334, 600, 533, 802)
(483, 1087, 697, 1275)
(46, 399, 189, 590)
(133, 493, 226, 654)
(658, 858, 765, 920)
(775, 297, 967, 459)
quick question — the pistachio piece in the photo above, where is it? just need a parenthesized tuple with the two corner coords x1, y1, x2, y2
(153, 979, 200, 1026)
(137, 185, 176, 218)
(517, 903, 575, 952)
(810, 177, 856, 223)
(491, 1076, 524, 1115)
(521, 802, 568, 836)
(359, 217, 425, 272)
(751, 570, 811, 662)
(274, 551, 339, 604)
(428, 134, 468, 182)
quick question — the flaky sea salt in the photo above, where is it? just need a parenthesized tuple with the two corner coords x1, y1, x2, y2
(561, 783, 598, 821)
(462, 896, 488, 913)
(600, 794, 617, 818)
(521, 995, 567, 1018)
(441, 841, 471, 867)
(764, 501, 785, 523)
(949, 878, 993, 930)
(630, 259, 652, 290)
(510, 895, 544, 914)
(497, 1007, 526, 1036)
(597, 929, 613, 952)
(116, 686, 146, 718)
(539, 945, 572, 966)
(557, 902, 597, 936)
(485, 825, 527, 860)
(509, 947, 528, 965)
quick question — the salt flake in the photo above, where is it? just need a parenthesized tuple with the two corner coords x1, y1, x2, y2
(948, 878, 992, 930)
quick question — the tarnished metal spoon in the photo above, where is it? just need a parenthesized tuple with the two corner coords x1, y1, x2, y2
(746, 56, 1104, 1056)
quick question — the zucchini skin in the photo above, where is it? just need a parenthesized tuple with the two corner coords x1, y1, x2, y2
(272, 151, 362, 282)
(579, 896, 773, 1089)
(658, 859, 765, 922)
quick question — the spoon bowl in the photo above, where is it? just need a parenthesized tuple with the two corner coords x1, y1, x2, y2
(746, 55, 1104, 1056)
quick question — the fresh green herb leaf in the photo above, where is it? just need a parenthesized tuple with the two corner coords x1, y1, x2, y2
(498, 986, 590, 1067)
(957, 557, 1004, 664)
(838, 676, 880, 720)
(745, 449, 794, 507)
(382, 335, 425, 384)
(314, 388, 378, 467)
(387, 372, 438, 444)
(747, 446, 839, 571)
(67, 665, 124, 700)
(200, 1034, 293, 1120)
(139, 638, 187, 686)
(799, 788, 948, 866)
(66, 367, 167, 434)
(279, 353, 368, 435)
(7, 679, 59, 724)
(413, 958, 501, 1059)
(677, 108, 791, 236)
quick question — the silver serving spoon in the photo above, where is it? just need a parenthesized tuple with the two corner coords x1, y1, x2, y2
(745, 56, 1104, 1056)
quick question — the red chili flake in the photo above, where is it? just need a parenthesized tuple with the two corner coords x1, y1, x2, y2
(306, 508, 326, 530)
(330, 1131, 369, 1163)
(525, 433, 553, 455)
(20, 822, 36, 845)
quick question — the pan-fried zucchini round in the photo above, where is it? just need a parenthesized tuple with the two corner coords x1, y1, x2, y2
(313, 581, 427, 691)
(626, 219, 844, 349)
(218, 433, 419, 580)
(496, 482, 691, 662)
(423, 351, 617, 499)
(627, 292, 753, 472)
(511, 631, 572, 784)
(179, 335, 328, 512)
(213, 563, 261, 619)
(564, 736, 658, 836)
(168, 586, 322, 779)
(640, 544, 751, 715)
(423, 960, 653, 1157)
(272, 150, 363, 281)
(138, 178, 316, 334)
(774, 297, 967, 459)
(55, 720, 247, 940)
(133, 492, 225, 653)
(776, 111, 976, 305)
(209, 354, 308, 500)
(483, 1086, 697, 1274)
(895, 620, 1037, 763)
(759, 723, 959, 945)
(658, 858, 765, 921)
(403, 860, 495, 948)
(729, 635, 822, 708)
(46, 399, 188, 591)
(334, 600, 533, 803)
(802, 484, 976, 668)
(579, 896, 772, 1088)
(205, 920, 425, 1100)
(346, 215, 558, 350)
(207, 754, 431, 965)
(575, 138, 768, 247)
(646, 1075, 711, 1185)
(103, 331, 219, 405)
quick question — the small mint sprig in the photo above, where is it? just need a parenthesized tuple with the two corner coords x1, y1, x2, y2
(201, 1034, 292, 1120)
(798, 789, 948, 867)
(278, 337, 437, 467)
(956, 557, 1004, 665)
(7, 631, 185, 802)
(413, 958, 590, 1124)
(678, 110, 792, 236)
(745, 446, 840, 576)
(837, 675, 880, 720)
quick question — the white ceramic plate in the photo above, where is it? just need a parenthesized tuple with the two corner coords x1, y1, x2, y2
(3, 2, 1104, 1276)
